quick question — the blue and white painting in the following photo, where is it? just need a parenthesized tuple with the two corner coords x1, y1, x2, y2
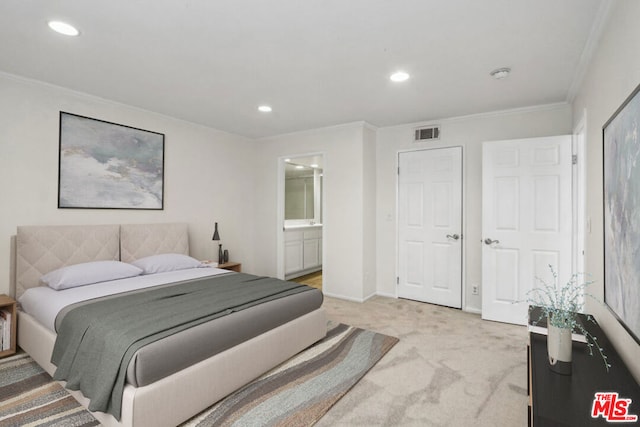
(603, 85, 640, 343)
(58, 113, 164, 209)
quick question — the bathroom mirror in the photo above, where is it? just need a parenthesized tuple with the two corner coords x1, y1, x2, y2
(284, 156, 322, 224)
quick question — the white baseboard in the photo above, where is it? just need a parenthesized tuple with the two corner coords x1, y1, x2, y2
(322, 292, 365, 303)
(325, 291, 397, 303)
(464, 306, 481, 315)
(375, 291, 397, 299)
(362, 291, 377, 302)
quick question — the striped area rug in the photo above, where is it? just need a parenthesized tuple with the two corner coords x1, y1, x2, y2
(0, 352, 99, 426)
(181, 324, 398, 426)
(0, 324, 397, 427)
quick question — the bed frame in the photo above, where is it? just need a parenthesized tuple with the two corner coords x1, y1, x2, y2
(14, 223, 327, 427)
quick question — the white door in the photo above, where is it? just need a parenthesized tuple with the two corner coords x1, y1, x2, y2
(481, 136, 572, 325)
(398, 147, 462, 308)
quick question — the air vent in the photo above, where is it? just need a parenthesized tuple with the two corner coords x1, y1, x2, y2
(414, 126, 440, 141)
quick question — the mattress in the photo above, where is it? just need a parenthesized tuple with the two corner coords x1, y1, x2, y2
(20, 267, 229, 331)
(19, 269, 324, 388)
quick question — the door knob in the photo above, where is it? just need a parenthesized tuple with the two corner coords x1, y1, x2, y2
(446, 234, 460, 240)
(484, 238, 500, 245)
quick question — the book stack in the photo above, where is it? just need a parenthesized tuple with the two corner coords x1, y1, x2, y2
(0, 309, 11, 351)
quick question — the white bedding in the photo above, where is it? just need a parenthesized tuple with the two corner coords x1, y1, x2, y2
(19, 267, 230, 332)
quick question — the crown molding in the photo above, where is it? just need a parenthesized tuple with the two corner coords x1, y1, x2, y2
(566, 0, 614, 103)
(380, 102, 570, 132)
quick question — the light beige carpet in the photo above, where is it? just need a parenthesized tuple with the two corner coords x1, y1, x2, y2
(318, 296, 529, 427)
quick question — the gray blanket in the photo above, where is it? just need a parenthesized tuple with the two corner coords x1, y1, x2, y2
(50, 273, 311, 420)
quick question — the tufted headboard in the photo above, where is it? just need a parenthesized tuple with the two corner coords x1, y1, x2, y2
(15, 223, 189, 299)
(120, 223, 189, 263)
(16, 225, 120, 299)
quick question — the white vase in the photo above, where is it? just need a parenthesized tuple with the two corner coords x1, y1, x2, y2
(548, 324, 572, 375)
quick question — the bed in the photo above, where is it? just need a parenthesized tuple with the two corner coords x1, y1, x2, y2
(14, 223, 327, 427)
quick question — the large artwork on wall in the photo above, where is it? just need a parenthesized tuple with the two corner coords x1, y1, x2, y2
(58, 112, 164, 209)
(603, 83, 640, 344)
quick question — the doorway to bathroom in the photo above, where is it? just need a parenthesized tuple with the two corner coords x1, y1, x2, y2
(277, 153, 324, 290)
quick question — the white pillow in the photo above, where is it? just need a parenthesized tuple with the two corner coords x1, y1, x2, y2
(41, 261, 143, 290)
(131, 253, 203, 275)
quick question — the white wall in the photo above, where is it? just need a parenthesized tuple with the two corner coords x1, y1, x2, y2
(572, 0, 640, 381)
(252, 122, 374, 301)
(362, 125, 377, 299)
(0, 73, 256, 296)
(375, 104, 572, 311)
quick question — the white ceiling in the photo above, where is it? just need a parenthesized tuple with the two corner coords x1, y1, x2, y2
(0, 0, 606, 138)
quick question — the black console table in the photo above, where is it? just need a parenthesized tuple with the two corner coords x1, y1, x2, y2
(528, 308, 640, 426)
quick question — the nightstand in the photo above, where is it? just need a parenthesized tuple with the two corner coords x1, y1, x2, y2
(0, 294, 17, 358)
(217, 262, 242, 272)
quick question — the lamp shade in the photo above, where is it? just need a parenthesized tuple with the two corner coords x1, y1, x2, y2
(212, 222, 220, 241)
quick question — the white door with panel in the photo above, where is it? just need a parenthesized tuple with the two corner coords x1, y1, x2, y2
(398, 147, 463, 308)
(481, 136, 572, 325)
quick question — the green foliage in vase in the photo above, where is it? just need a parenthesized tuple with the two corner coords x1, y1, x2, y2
(527, 265, 610, 372)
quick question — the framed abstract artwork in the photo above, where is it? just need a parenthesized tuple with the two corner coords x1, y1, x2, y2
(58, 112, 165, 209)
(603, 82, 640, 344)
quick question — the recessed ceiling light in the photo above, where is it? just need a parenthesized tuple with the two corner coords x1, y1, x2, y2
(490, 67, 511, 80)
(295, 165, 304, 169)
(48, 21, 79, 36)
(310, 164, 319, 168)
(258, 105, 272, 113)
(284, 158, 291, 162)
(390, 71, 410, 82)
